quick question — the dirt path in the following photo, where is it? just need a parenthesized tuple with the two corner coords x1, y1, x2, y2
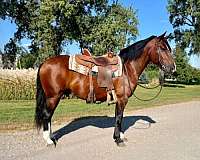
(1, 101, 200, 160)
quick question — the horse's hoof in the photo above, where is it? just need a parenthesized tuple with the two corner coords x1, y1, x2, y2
(115, 139, 126, 147)
(117, 141, 126, 147)
(120, 132, 128, 142)
(107, 101, 117, 106)
(47, 143, 55, 147)
(123, 137, 128, 142)
(51, 138, 57, 147)
(46, 138, 57, 147)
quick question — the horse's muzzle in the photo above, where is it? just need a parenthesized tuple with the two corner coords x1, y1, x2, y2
(162, 62, 176, 74)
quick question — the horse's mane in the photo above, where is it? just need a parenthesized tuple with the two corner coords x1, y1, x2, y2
(119, 36, 156, 62)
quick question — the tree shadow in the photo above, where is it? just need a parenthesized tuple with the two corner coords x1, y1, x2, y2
(163, 83, 185, 88)
(52, 115, 156, 141)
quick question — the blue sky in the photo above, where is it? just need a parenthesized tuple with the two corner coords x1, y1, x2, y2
(122, 0, 174, 39)
(0, 0, 199, 68)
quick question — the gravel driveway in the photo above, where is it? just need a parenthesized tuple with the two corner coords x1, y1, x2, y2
(1, 101, 200, 160)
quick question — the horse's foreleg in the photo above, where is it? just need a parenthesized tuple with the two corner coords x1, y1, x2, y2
(113, 101, 126, 146)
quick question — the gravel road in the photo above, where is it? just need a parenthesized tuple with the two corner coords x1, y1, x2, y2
(0, 101, 200, 160)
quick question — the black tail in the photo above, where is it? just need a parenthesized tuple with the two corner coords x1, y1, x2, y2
(35, 64, 47, 130)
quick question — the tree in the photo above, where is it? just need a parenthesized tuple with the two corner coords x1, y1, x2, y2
(0, 50, 3, 68)
(87, 4, 138, 55)
(33, 1, 138, 55)
(2, 39, 17, 69)
(18, 53, 37, 69)
(191, 67, 200, 84)
(1, 0, 138, 63)
(167, 0, 200, 55)
(0, 0, 41, 65)
(0, 0, 38, 40)
(173, 45, 198, 84)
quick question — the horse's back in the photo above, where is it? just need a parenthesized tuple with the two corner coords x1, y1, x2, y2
(40, 55, 70, 74)
(41, 55, 69, 66)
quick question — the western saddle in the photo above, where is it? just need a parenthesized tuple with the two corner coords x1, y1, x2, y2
(75, 49, 118, 104)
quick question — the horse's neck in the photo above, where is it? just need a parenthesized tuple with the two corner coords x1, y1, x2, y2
(123, 54, 150, 95)
(130, 51, 150, 77)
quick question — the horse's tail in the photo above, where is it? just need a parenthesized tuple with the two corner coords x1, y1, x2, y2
(35, 64, 46, 130)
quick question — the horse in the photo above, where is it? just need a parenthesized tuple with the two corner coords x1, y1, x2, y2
(35, 32, 176, 146)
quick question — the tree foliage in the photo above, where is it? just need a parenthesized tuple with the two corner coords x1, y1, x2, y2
(167, 0, 200, 55)
(173, 45, 200, 84)
(2, 39, 17, 69)
(88, 4, 138, 55)
(29, 0, 138, 55)
(18, 53, 37, 69)
(0, 0, 37, 40)
(1, 0, 138, 66)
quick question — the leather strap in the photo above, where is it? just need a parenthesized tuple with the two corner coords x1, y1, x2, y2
(86, 69, 96, 103)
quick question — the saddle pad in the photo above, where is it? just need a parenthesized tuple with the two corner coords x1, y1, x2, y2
(69, 55, 123, 77)
(69, 55, 90, 75)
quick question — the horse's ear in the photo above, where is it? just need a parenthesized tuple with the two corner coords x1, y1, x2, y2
(161, 31, 167, 37)
(158, 32, 167, 41)
(166, 33, 173, 39)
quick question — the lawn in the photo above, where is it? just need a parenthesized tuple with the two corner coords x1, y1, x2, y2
(0, 84, 200, 131)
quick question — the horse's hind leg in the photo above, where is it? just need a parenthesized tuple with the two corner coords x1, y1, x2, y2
(43, 97, 60, 145)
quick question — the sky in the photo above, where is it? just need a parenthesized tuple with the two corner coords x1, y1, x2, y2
(0, 0, 199, 68)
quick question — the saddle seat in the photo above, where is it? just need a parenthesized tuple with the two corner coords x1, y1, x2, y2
(75, 50, 118, 68)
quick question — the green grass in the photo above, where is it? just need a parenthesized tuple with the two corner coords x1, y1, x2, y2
(0, 84, 200, 131)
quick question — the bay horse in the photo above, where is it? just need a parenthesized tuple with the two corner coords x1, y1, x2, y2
(35, 32, 176, 146)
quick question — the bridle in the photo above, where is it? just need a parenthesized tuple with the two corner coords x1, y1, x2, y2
(157, 42, 167, 72)
(156, 39, 173, 72)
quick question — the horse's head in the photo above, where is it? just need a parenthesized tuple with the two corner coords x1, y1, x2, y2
(148, 32, 176, 74)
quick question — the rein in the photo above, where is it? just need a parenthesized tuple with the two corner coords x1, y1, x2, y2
(133, 83, 163, 101)
(124, 62, 164, 101)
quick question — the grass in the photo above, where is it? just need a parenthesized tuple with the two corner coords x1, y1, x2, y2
(0, 84, 200, 131)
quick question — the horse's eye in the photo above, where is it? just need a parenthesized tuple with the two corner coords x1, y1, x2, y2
(161, 47, 167, 51)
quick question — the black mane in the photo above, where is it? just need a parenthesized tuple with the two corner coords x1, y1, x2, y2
(119, 36, 156, 62)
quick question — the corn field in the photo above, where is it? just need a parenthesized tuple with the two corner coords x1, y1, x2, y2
(0, 69, 37, 100)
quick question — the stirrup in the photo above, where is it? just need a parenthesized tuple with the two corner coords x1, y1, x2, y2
(107, 90, 117, 105)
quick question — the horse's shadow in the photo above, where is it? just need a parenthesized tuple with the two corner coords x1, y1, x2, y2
(52, 115, 156, 141)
